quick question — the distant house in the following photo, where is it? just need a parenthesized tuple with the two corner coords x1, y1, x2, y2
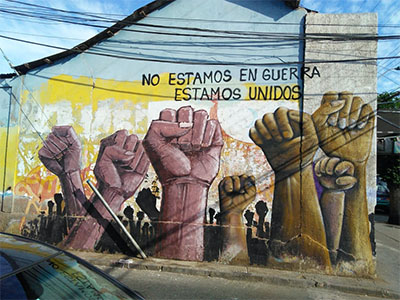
(377, 109, 400, 154)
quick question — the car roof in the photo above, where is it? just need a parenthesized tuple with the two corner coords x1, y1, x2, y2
(0, 232, 63, 279)
(0, 232, 145, 299)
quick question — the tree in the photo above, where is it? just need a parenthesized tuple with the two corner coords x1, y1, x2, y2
(377, 91, 400, 224)
(377, 91, 400, 110)
(381, 157, 400, 225)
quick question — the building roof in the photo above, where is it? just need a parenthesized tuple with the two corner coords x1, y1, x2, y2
(6, 0, 301, 76)
(377, 110, 400, 138)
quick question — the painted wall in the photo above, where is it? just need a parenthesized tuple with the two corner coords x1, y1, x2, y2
(303, 12, 378, 275)
(0, 0, 377, 276)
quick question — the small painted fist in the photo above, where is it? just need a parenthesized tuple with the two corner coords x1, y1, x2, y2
(38, 126, 81, 176)
(219, 175, 256, 215)
(315, 157, 357, 191)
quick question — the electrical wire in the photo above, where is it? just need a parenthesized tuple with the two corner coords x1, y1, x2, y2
(0, 47, 55, 130)
(0, 34, 399, 67)
(3, 0, 400, 28)
(1, 6, 400, 41)
(370, 0, 382, 12)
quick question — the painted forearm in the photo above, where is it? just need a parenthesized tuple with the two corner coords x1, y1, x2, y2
(271, 165, 330, 266)
(300, 166, 328, 247)
(64, 187, 125, 250)
(339, 165, 372, 264)
(220, 213, 248, 264)
(157, 181, 209, 261)
(270, 169, 302, 242)
(59, 170, 86, 216)
(320, 191, 345, 254)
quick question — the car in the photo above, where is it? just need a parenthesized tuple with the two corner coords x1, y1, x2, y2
(0, 232, 145, 300)
(376, 177, 390, 213)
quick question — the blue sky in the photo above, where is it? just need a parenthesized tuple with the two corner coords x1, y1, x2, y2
(0, 0, 399, 92)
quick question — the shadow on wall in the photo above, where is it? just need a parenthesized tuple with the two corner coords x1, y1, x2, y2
(21, 192, 271, 265)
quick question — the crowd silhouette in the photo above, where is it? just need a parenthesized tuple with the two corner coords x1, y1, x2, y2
(22, 188, 275, 264)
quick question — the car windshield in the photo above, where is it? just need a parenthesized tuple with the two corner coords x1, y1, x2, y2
(0, 235, 139, 300)
(377, 183, 389, 195)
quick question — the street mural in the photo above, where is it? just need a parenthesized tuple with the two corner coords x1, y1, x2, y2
(0, 0, 379, 278)
(20, 87, 374, 273)
(0, 57, 373, 277)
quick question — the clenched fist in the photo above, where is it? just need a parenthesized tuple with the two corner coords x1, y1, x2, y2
(313, 92, 374, 270)
(143, 106, 223, 185)
(39, 126, 81, 176)
(315, 157, 357, 191)
(315, 157, 357, 264)
(219, 175, 256, 216)
(250, 109, 331, 266)
(249, 107, 318, 179)
(39, 126, 84, 216)
(219, 175, 256, 264)
(94, 129, 150, 203)
(143, 106, 223, 261)
(65, 130, 150, 250)
(312, 92, 374, 165)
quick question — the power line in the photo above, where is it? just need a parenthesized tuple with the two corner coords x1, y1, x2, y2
(378, 45, 400, 70)
(3, 0, 129, 17)
(0, 30, 84, 41)
(1, 6, 400, 41)
(3, 0, 400, 28)
(370, 0, 382, 12)
(379, 73, 400, 88)
(0, 49, 75, 172)
(1, 33, 398, 67)
(356, 0, 368, 13)
(0, 47, 55, 129)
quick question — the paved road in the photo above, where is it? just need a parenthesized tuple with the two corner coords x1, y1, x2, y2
(89, 212, 398, 299)
(100, 266, 385, 300)
(375, 213, 400, 294)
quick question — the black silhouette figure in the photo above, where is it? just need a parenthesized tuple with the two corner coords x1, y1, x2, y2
(47, 201, 54, 215)
(136, 188, 160, 221)
(209, 208, 216, 224)
(54, 193, 64, 216)
(244, 210, 254, 227)
(255, 201, 268, 238)
(124, 206, 134, 220)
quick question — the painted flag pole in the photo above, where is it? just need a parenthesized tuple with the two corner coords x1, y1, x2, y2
(86, 179, 147, 259)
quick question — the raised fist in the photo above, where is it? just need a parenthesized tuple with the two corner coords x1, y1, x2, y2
(219, 175, 256, 264)
(315, 157, 357, 191)
(219, 175, 256, 216)
(249, 107, 318, 179)
(38, 126, 81, 176)
(39, 126, 84, 216)
(64, 130, 150, 250)
(94, 130, 150, 207)
(315, 157, 357, 263)
(143, 106, 223, 261)
(143, 106, 223, 185)
(312, 92, 374, 165)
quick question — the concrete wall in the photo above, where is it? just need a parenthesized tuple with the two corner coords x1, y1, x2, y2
(303, 12, 377, 274)
(0, 0, 377, 276)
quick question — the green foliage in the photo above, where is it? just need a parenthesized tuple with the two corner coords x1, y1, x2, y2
(381, 158, 400, 187)
(378, 92, 400, 110)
